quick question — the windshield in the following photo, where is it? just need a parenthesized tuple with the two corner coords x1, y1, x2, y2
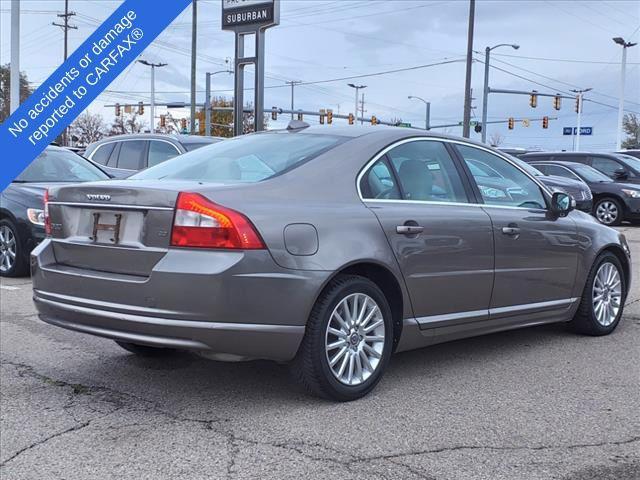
(15, 149, 109, 183)
(131, 132, 345, 182)
(572, 164, 612, 182)
(614, 154, 640, 172)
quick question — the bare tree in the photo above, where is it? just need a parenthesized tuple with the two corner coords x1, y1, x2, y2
(489, 132, 505, 147)
(0, 64, 33, 122)
(622, 113, 640, 149)
(70, 111, 106, 146)
(109, 113, 146, 135)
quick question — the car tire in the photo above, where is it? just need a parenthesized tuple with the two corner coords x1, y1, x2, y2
(569, 251, 626, 336)
(115, 341, 175, 356)
(0, 219, 29, 278)
(291, 274, 394, 401)
(594, 197, 623, 226)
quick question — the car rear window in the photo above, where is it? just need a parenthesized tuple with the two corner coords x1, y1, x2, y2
(131, 132, 345, 183)
(15, 149, 110, 182)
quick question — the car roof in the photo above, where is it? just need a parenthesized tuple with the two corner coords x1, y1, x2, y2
(87, 133, 223, 146)
(526, 159, 585, 168)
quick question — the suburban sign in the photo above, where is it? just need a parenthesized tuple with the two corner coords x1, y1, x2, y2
(222, 0, 279, 29)
(563, 127, 593, 135)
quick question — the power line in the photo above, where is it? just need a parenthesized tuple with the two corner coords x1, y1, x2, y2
(491, 52, 640, 65)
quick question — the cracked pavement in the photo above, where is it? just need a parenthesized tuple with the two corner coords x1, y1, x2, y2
(1, 227, 639, 479)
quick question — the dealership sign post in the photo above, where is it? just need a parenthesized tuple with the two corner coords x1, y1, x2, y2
(222, 0, 280, 136)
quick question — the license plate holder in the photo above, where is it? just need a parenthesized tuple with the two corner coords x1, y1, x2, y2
(89, 212, 123, 244)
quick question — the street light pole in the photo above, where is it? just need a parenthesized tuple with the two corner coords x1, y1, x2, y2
(10, 0, 19, 114)
(481, 43, 519, 143)
(348, 83, 366, 123)
(571, 87, 592, 151)
(408, 95, 431, 130)
(138, 60, 167, 134)
(205, 69, 232, 136)
(286, 81, 301, 119)
(613, 37, 637, 150)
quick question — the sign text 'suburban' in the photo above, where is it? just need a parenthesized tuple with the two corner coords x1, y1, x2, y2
(222, 3, 274, 28)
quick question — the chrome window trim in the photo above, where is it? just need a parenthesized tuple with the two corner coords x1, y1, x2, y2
(356, 136, 552, 212)
(88, 138, 182, 170)
(47, 201, 173, 211)
(533, 163, 586, 184)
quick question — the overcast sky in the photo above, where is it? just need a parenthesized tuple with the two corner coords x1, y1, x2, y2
(1, 0, 639, 150)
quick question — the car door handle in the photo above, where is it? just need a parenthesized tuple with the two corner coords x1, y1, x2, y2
(396, 225, 424, 235)
(501, 226, 521, 236)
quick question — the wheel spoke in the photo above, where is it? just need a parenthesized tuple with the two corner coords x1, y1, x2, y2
(359, 349, 373, 372)
(363, 318, 383, 334)
(328, 327, 347, 339)
(327, 339, 346, 350)
(332, 311, 349, 332)
(354, 351, 363, 381)
(329, 346, 348, 367)
(363, 343, 382, 359)
(347, 353, 355, 384)
(364, 335, 384, 343)
(337, 352, 349, 378)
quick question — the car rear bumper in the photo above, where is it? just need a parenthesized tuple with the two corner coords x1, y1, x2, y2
(31, 239, 330, 361)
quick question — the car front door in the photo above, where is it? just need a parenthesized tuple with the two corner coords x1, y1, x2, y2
(360, 139, 494, 328)
(455, 144, 580, 318)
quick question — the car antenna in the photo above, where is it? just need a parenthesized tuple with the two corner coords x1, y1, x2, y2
(286, 119, 310, 131)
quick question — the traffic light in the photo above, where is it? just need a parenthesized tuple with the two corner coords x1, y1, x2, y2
(297, 112, 303, 121)
(180, 118, 187, 130)
(319, 109, 325, 125)
(508, 117, 515, 130)
(271, 107, 277, 121)
(371, 115, 377, 125)
(348, 113, 354, 125)
(115, 103, 121, 116)
(575, 96, 580, 113)
(160, 115, 166, 127)
(542, 116, 549, 129)
(138, 101, 144, 115)
(327, 109, 333, 124)
(474, 124, 482, 133)
(553, 95, 561, 111)
(529, 91, 538, 108)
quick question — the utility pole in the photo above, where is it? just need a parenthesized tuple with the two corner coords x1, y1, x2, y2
(481, 43, 519, 143)
(462, 0, 475, 138)
(613, 37, 637, 150)
(190, 0, 197, 134)
(53, 0, 77, 145)
(138, 60, 167, 134)
(360, 93, 366, 125)
(205, 69, 232, 136)
(10, 0, 19, 114)
(348, 83, 366, 123)
(286, 81, 301, 119)
(571, 88, 592, 151)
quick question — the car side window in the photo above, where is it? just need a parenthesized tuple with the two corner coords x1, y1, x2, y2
(590, 157, 623, 177)
(457, 145, 546, 209)
(543, 165, 582, 181)
(90, 143, 115, 165)
(148, 141, 181, 168)
(117, 141, 146, 170)
(360, 158, 401, 200)
(386, 141, 469, 203)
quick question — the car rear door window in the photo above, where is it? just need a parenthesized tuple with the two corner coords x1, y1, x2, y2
(90, 143, 115, 165)
(360, 158, 401, 200)
(543, 165, 582, 181)
(148, 141, 181, 168)
(116, 140, 146, 170)
(457, 145, 546, 209)
(386, 141, 469, 203)
(590, 156, 624, 177)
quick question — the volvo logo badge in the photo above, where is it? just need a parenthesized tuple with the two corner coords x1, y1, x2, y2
(86, 194, 111, 201)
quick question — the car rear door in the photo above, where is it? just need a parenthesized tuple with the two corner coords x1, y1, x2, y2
(454, 144, 580, 317)
(360, 138, 494, 328)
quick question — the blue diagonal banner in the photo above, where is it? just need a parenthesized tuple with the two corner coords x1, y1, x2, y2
(0, 0, 192, 191)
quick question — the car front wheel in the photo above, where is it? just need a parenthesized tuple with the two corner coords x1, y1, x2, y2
(292, 275, 394, 401)
(0, 219, 29, 277)
(594, 198, 623, 226)
(570, 252, 626, 335)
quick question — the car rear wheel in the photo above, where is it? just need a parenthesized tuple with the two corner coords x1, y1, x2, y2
(594, 198, 622, 226)
(570, 252, 626, 336)
(0, 219, 29, 278)
(115, 341, 176, 357)
(292, 275, 393, 401)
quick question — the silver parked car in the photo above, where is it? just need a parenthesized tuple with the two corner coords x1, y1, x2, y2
(32, 126, 632, 401)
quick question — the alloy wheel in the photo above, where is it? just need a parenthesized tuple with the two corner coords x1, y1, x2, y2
(592, 262, 622, 327)
(596, 201, 618, 225)
(0, 225, 17, 273)
(325, 293, 386, 386)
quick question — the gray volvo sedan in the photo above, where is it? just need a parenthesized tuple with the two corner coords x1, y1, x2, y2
(31, 125, 632, 401)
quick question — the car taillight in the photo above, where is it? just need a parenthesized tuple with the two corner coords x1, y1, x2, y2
(44, 189, 51, 235)
(170, 192, 265, 249)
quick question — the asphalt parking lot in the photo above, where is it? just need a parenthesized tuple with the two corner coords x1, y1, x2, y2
(1, 227, 639, 480)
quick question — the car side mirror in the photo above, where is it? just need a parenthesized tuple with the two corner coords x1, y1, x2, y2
(551, 191, 574, 216)
(613, 168, 628, 180)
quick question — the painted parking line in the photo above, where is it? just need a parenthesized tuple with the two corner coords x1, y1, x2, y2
(0, 285, 20, 291)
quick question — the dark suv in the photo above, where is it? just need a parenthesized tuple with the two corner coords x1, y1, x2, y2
(84, 134, 223, 178)
(522, 152, 640, 185)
